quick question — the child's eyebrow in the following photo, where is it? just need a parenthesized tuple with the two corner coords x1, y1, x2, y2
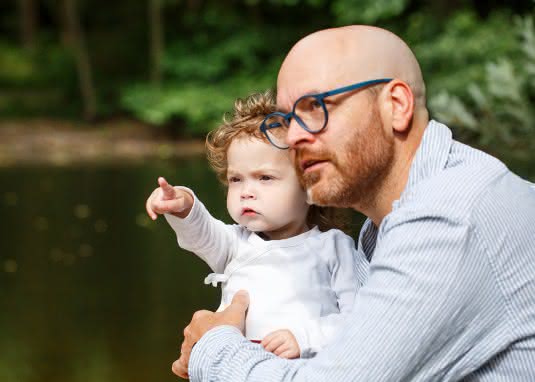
(227, 166, 282, 177)
(251, 166, 282, 175)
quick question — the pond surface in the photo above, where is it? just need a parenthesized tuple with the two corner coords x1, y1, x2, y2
(0, 159, 227, 382)
(1, 155, 533, 382)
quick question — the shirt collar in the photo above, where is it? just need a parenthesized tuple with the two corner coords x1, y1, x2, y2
(357, 219, 378, 262)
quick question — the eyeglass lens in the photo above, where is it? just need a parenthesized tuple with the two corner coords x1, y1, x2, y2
(264, 96, 327, 148)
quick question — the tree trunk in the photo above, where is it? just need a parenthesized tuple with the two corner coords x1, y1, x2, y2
(19, 0, 38, 50)
(149, 0, 163, 87)
(63, 0, 97, 121)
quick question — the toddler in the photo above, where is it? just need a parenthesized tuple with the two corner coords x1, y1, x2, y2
(145, 91, 368, 359)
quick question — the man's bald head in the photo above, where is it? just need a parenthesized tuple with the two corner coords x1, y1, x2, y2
(277, 25, 430, 224)
(277, 25, 426, 112)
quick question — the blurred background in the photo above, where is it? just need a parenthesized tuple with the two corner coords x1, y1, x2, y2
(0, 1, 534, 381)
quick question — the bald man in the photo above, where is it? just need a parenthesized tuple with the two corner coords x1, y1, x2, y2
(172, 26, 535, 381)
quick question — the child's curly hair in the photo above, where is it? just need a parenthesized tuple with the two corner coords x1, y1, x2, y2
(206, 90, 352, 234)
(206, 90, 275, 185)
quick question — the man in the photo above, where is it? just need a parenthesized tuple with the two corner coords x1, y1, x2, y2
(172, 25, 535, 381)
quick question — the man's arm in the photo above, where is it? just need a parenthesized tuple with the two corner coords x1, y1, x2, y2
(181, 211, 502, 381)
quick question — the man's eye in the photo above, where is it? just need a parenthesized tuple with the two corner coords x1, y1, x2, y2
(302, 98, 322, 112)
(311, 99, 322, 109)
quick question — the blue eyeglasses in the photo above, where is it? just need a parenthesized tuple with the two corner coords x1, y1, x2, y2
(260, 78, 392, 149)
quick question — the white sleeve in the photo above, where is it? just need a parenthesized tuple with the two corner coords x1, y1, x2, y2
(293, 230, 369, 358)
(164, 187, 240, 274)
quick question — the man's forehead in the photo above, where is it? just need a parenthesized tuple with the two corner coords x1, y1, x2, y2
(276, 72, 350, 111)
(276, 45, 356, 110)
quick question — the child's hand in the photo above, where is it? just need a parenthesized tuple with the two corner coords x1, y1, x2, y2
(145, 177, 194, 220)
(261, 329, 300, 359)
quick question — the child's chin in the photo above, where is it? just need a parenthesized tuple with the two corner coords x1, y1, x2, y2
(243, 222, 271, 233)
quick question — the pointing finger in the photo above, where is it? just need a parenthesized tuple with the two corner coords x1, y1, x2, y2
(158, 177, 176, 200)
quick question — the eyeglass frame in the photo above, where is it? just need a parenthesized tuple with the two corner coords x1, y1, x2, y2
(260, 78, 393, 149)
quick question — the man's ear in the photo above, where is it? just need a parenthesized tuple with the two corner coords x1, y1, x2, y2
(383, 80, 414, 134)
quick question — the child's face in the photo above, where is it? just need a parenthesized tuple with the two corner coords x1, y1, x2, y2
(226, 137, 309, 240)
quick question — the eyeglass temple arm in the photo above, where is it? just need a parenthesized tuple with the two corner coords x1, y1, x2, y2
(321, 78, 393, 98)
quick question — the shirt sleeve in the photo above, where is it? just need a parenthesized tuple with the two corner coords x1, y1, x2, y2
(188, 208, 499, 381)
(292, 231, 369, 357)
(164, 187, 240, 274)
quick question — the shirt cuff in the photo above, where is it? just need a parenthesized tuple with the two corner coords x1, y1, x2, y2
(288, 324, 315, 359)
(189, 325, 245, 380)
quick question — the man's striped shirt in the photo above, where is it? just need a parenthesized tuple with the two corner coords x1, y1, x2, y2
(189, 120, 535, 381)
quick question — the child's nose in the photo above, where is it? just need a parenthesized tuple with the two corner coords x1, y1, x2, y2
(240, 184, 255, 200)
(240, 191, 255, 200)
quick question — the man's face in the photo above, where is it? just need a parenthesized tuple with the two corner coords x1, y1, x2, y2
(280, 82, 395, 209)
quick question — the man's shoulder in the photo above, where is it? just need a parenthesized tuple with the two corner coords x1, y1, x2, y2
(399, 145, 511, 222)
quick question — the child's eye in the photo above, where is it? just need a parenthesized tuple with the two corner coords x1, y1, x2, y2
(259, 175, 273, 181)
(228, 176, 241, 183)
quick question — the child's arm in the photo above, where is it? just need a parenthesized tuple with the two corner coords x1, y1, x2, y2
(291, 231, 369, 358)
(146, 177, 239, 274)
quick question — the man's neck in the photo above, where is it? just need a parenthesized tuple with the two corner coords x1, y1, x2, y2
(357, 121, 427, 226)
(368, 156, 413, 226)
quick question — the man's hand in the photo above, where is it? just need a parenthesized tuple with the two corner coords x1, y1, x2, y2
(261, 329, 300, 359)
(172, 291, 250, 379)
(145, 177, 194, 220)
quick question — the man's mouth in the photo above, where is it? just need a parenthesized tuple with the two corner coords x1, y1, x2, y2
(300, 159, 327, 173)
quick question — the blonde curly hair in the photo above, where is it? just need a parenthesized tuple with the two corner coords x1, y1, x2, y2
(206, 90, 351, 233)
(206, 90, 276, 185)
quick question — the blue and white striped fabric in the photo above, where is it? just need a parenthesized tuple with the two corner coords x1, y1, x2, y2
(188, 120, 535, 381)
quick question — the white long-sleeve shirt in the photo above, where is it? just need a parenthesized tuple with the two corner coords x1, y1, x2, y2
(165, 189, 369, 357)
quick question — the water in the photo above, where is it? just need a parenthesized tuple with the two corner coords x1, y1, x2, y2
(0, 159, 226, 382)
(1, 156, 533, 382)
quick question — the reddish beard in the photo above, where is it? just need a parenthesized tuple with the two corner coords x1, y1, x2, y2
(294, 107, 394, 209)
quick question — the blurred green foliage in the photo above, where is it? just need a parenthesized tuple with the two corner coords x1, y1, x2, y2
(120, 26, 286, 131)
(0, 0, 533, 159)
(430, 15, 535, 163)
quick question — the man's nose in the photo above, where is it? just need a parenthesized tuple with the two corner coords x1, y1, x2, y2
(285, 118, 316, 148)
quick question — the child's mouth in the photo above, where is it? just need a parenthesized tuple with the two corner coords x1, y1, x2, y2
(241, 207, 258, 216)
